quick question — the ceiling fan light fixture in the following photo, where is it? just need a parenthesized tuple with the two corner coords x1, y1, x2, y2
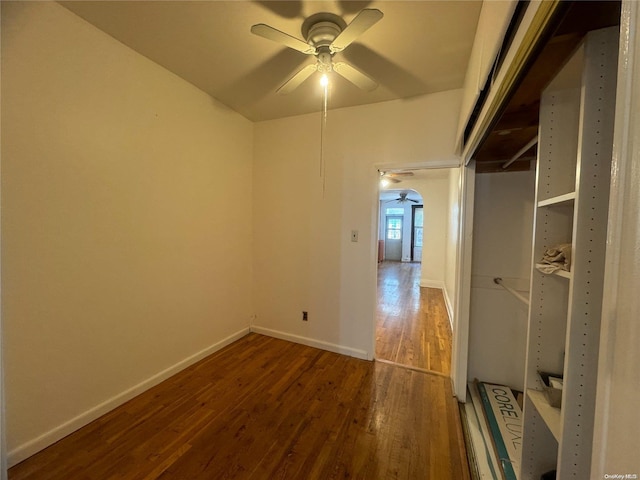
(251, 9, 383, 94)
(320, 73, 329, 87)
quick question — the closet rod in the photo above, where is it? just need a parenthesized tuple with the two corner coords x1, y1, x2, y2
(493, 277, 530, 306)
(502, 136, 538, 170)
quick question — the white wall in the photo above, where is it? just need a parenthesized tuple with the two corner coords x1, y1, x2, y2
(415, 177, 449, 288)
(253, 90, 462, 359)
(444, 167, 462, 324)
(467, 170, 535, 391)
(1, 2, 253, 465)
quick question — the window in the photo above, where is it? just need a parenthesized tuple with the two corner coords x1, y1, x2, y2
(386, 208, 404, 215)
(387, 217, 402, 240)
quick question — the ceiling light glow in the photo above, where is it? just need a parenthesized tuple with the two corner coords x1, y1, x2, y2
(320, 73, 329, 87)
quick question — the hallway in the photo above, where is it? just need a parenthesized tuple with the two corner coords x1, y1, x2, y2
(376, 262, 452, 375)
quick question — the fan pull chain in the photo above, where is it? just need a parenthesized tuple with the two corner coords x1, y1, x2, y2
(320, 81, 328, 198)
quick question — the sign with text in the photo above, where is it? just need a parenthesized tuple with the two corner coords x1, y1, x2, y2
(478, 382, 523, 480)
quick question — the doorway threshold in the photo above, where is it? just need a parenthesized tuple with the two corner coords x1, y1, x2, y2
(375, 358, 450, 378)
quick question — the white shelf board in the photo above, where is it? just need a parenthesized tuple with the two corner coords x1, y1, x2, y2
(538, 191, 576, 207)
(554, 270, 572, 279)
(534, 265, 572, 279)
(527, 389, 562, 442)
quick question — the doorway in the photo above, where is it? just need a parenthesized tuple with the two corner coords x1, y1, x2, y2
(375, 168, 459, 375)
(384, 215, 403, 261)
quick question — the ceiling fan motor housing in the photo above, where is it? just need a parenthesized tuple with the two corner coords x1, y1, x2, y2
(301, 12, 346, 47)
(306, 21, 342, 48)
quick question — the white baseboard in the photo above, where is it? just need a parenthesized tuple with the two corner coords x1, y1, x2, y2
(7, 327, 250, 467)
(420, 278, 445, 289)
(250, 326, 369, 360)
(443, 286, 454, 330)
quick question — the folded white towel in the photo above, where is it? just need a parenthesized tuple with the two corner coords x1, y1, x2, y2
(536, 243, 572, 273)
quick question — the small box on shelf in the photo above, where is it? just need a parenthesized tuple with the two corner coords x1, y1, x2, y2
(538, 371, 563, 408)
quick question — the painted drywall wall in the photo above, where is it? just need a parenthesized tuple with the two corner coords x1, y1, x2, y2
(408, 177, 449, 288)
(444, 167, 461, 324)
(253, 90, 462, 358)
(1, 2, 253, 464)
(467, 170, 535, 391)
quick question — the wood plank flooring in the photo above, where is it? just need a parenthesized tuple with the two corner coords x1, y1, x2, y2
(376, 262, 452, 374)
(9, 333, 470, 479)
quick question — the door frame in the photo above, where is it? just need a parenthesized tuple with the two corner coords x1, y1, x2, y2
(451, 161, 475, 401)
(410, 204, 424, 262)
(383, 214, 404, 261)
(371, 160, 461, 367)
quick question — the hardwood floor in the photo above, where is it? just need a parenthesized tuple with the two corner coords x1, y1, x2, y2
(376, 261, 452, 375)
(9, 333, 470, 479)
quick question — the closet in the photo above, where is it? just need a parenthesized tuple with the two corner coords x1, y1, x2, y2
(458, 2, 621, 479)
(521, 26, 618, 479)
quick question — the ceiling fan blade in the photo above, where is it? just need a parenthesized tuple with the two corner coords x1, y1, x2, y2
(332, 62, 377, 91)
(255, 1, 303, 19)
(386, 171, 414, 178)
(330, 8, 383, 53)
(277, 64, 318, 94)
(408, 199, 420, 203)
(251, 24, 316, 55)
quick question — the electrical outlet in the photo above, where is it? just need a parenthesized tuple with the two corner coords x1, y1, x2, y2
(302, 311, 308, 321)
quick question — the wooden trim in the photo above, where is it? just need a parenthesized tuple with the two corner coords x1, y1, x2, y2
(375, 358, 451, 378)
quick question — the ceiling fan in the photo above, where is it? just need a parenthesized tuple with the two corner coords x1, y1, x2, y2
(380, 171, 414, 184)
(251, 9, 383, 94)
(385, 192, 420, 204)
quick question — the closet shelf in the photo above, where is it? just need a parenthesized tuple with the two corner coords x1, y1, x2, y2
(527, 389, 561, 442)
(521, 26, 617, 479)
(535, 265, 572, 279)
(554, 270, 572, 279)
(537, 192, 576, 207)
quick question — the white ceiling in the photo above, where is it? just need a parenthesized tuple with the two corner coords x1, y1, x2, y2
(60, 1, 482, 122)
